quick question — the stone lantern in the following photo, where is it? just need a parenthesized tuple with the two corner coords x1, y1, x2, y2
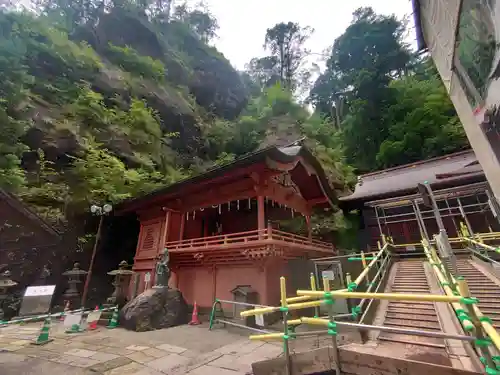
(62, 262, 87, 306)
(0, 269, 17, 320)
(107, 260, 134, 307)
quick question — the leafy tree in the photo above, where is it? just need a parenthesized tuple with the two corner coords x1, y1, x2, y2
(262, 22, 312, 91)
(310, 7, 468, 172)
(376, 75, 468, 168)
(172, 1, 218, 43)
(244, 56, 280, 90)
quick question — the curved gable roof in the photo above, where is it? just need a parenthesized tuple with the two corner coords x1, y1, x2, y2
(115, 143, 339, 214)
(0, 189, 61, 238)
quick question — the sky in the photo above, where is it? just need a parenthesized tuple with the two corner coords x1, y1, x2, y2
(183, 0, 416, 71)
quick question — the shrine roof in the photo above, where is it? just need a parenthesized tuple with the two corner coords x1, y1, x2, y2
(340, 150, 485, 206)
(0, 189, 61, 237)
(115, 143, 338, 214)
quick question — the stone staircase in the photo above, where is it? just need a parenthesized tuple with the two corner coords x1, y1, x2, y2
(454, 258, 500, 330)
(379, 260, 445, 348)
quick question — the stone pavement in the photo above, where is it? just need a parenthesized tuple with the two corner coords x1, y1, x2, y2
(0, 320, 284, 374)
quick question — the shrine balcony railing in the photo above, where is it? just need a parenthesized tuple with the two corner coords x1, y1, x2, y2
(165, 228, 334, 254)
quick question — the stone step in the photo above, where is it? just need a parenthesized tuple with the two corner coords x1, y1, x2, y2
(386, 313, 439, 322)
(387, 307, 437, 316)
(384, 318, 440, 330)
(389, 301, 435, 309)
(378, 333, 445, 348)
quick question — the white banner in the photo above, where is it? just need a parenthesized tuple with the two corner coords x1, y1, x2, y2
(254, 307, 264, 327)
(24, 285, 56, 297)
(86, 311, 102, 324)
(63, 312, 82, 328)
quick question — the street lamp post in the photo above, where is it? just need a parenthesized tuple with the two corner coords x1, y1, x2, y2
(81, 203, 112, 308)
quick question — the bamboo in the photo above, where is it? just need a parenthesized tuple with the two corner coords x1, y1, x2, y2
(295, 290, 465, 303)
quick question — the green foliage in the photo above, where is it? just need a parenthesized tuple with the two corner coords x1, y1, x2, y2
(107, 43, 165, 81)
(0, 19, 33, 191)
(310, 7, 469, 172)
(376, 76, 468, 168)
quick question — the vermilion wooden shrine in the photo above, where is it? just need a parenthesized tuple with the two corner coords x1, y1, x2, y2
(115, 145, 338, 308)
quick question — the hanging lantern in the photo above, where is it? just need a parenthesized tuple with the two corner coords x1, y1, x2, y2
(237, 200, 240, 210)
(218, 204, 222, 215)
(186, 212, 190, 221)
(228, 201, 230, 211)
(291, 208, 295, 218)
(248, 198, 251, 209)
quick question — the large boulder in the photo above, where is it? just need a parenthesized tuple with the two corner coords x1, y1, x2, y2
(120, 287, 189, 332)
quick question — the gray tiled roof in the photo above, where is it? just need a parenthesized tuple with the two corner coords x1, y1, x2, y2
(340, 150, 480, 202)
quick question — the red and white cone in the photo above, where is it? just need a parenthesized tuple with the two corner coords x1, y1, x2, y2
(88, 306, 99, 330)
(188, 301, 201, 325)
(60, 300, 70, 321)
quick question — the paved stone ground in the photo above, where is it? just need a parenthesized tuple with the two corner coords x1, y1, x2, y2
(0, 320, 284, 374)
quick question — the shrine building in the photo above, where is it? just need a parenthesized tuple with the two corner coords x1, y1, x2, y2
(340, 150, 498, 252)
(114, 144, 338, 308)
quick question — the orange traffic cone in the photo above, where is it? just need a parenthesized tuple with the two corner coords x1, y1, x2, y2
(88, 306, 99, 330)
(188, 301, 201, 325)
(60, 301, 70, 322)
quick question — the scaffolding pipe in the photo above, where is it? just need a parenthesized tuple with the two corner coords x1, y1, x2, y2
(214, 319, 272, 334)
(464, 238, 500, 254)
(216, 299, 272, 308)
(353, 245, 386, 287)
(295, 290, 467, 303)
(422, 242, 473, 331)
(249, 321, 476, 342)
(356, 252, 390, 313)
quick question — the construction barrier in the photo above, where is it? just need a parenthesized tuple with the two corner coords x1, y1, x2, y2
(235, 252, 500, 375)
(0, 306, 118, 347)
(209, 298, 274, 334)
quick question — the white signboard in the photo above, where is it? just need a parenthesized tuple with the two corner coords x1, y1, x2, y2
(24, 285, 56, 297)
(254, 307, 264, 327)
(144, 272, 151, 283)
(63, 312, 83, 328)
(406, 245, 416, 252)
(86, 310, 102, 324)
(322, 270, 335, 281)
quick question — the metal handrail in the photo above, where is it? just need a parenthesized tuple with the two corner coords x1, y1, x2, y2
(358, 252, 392, 323)
(422, 240, 500, 356)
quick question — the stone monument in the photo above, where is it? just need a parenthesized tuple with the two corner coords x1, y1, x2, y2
(120, 248, 188, 331)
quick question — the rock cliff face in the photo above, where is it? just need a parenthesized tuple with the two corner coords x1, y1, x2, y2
(4, 9, 249, 168)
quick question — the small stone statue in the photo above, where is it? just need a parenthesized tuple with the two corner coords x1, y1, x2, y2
(36, 264, 51, 285)
(154, 248, 170, 288)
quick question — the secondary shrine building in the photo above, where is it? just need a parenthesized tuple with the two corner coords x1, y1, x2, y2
(114, 145, 337, 308)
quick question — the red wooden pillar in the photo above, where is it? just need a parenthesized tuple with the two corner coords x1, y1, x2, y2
(153, 209, 171, 285)
(257, 195, 265, 237)
(159, 210, 171, 254)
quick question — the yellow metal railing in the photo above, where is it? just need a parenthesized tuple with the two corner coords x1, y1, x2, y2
(422, 239, 500, 372)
